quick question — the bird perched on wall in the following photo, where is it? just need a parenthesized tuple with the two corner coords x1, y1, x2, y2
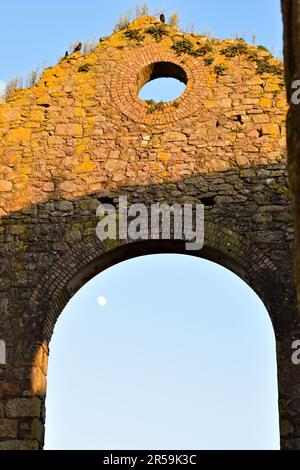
(64, 51, 69, 59)
(160, 13, 166, 23)
(73, 42, 82, 53)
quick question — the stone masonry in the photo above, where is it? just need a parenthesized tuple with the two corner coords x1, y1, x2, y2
(0, 16, 299, 449)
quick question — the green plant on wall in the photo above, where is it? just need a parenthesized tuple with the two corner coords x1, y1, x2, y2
(172, 39, 214, 58)
(221, 41, 248, 57)
(123, 28, 145, 42)
(145, 25, 167, 42)
(172, 39, 194, 55)
(145, 99, 180, 113)
(78, 63, 91, 73)
(246, 49, 283, 77)
(145, 99, 165, 113)
(255, 58, 283, 77)
(257, 45, 269, 53)
(214, 64, 227, 76)
(204, 56, 214, 65)
(192, 43, 213, 57)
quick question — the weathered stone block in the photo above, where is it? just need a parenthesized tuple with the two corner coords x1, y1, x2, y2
(0, 419, 18, 438)
(6, 128, 31, 142)
(30, 418, 44, 443)
(261, 123, 279, 135)
(0, 180, 13, 192)
(0, 439, 39, 450)
(56, 123, 83, 137)
(6, 398, 42, 418)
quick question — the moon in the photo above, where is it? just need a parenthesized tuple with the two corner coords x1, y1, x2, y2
(97, 296, 107, 307)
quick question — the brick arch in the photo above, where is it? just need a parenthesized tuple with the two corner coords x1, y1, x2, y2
(111, 43, 206, 125)
(30, 223, 280, 348)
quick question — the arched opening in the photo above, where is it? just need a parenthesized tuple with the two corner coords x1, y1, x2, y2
(137, 61, 187, 102)
(139, 78, 186, 102)
(44, 254, 279, 450)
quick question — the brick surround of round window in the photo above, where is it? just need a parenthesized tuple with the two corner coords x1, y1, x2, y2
(111, 44, 210, 125)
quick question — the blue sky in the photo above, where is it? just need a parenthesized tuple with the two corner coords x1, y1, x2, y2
(0, 0, 283, 450)
(0, 0, 283, 86)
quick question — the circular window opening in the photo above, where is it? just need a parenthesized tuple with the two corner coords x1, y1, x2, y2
(137, 62, 188, 103)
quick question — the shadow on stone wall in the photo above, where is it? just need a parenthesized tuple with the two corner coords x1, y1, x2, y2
(0, 162, 299, 449)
